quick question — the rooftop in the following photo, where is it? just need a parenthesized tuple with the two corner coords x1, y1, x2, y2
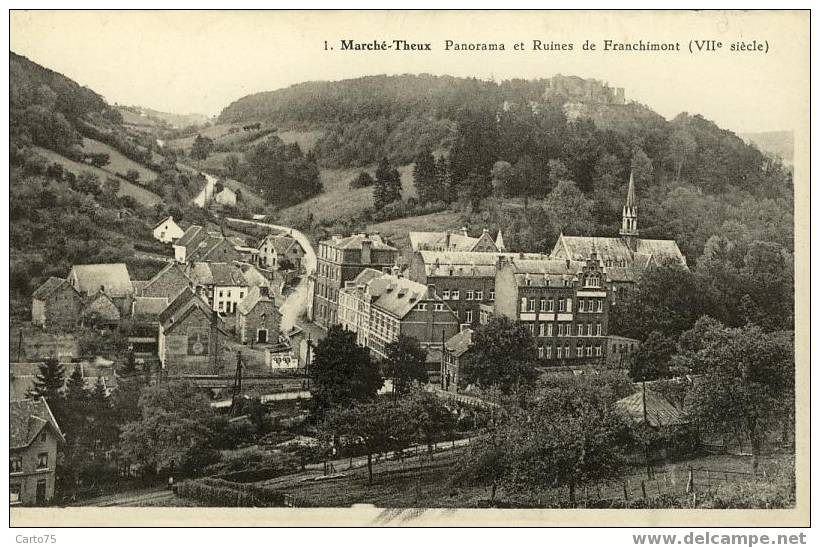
(10, 398, 64, 449)
(69, 263, 133, 297)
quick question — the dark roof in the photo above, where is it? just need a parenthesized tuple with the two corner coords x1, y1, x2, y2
(445, 328, 474, 357)
(175, 225, 205, 247)
(32, 277, 75, 300)
(140, 262, 192, 298)
(188, 236, 233, 262)
(323, 233, 397, 251)
(10, 399, 64, 449)
(153, 215, 178, 230)
(237, 286, 275, 315)
(158, 288, 220, 331)
(132, 296, 170, 318)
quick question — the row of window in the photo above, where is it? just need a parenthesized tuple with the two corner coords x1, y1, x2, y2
(10, 452, 48, 473)
(414, 302, 447, 312)
(217, 289, 245, 300)
(521, 297, 605, 313)
(439, 289, 494, 301)
(526, 322, 604, 337)
(537, 345, 603, 359)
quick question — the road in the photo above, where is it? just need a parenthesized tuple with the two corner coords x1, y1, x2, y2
(68, 486, 174, 507)
(192, 172, 216, 207)
(225, 216, 317, 332)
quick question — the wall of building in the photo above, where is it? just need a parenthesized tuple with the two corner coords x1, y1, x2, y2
(10, 430, 59, 505)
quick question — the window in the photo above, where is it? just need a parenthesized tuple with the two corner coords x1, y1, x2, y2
(547, 298, 554, 312)
(465, 310, 473, 323)
(489, 291, 495, 301)
(539, 323, 546, 337)
(596, 323, 602, 336)
(442, 289, 450, 300)
(527, 323, 534, 335)
(475, 290, 483, 300)
(37, 452, 48, 470)
(452, 290, 460, 300)
(527, 298, 535, 312)
(578, 299, 585, 312)
(587, 323, 593, 336)
(557, 323, 564, 337)
(585, 274, 601, 288)
(577, 323, 584, 336)
(587, 345, 593, 357)
(547, 323, 553, 337)
(10, 457, 22, 474)
(566, 298, 573, 312)
(218, 302, 224, 311)
(576, 346, 584, 357)
(10, 484, 21, 504)
(538, 346, 544, 359)
(546, 346, 552, 359)
(219, 290, 224, 298)
(520, 297, 527, 312)
(558, 299, 565, 312)
(539, 298, 547, 312)
(434, 303, 445, 312)
(597, 299, 604, 312)
(466, 290, 474, 301)
(416, 303, 427, 311)
(227, 290, 232, 298)
(239, 292, 244, 299)
(557, 346, 563, 359)
(595, 345, 602, 357)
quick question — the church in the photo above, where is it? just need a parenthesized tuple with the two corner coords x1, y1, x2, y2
(549, 172, 687, 302)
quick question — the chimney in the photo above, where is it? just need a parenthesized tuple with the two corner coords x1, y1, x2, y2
(361, 238, 372, 264)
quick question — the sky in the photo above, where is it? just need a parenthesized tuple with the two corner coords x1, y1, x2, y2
(10, 10, 809, 134)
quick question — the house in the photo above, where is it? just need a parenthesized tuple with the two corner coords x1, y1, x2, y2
(338, 270, 460, 361)
(152, 216, 184, 244)
(442, 327, 474, 393)
(606, 334, 640, 369)
(338, 268, 388, 348)
(258, 233, 306, 271)
(138, 262, 192, 301)
(81, 290, 121, 326)
(129, 296, 170, 355)
(31, 277, 82, 329)
(186, 262, 249, 315)
(187, 234, 242, 263)
(10, 398, 64, 506)
(311, 233, 399, 329)
(409, 227, 499, 253)
(173, 225, 208, 263)
(408, 250, 546, 329)
(550, 172, 687, 304)
(157, 289, 227, 376)
(493, 252, 611, 364)
(236, 285, 281, 344)
(67, 263, 134, 316)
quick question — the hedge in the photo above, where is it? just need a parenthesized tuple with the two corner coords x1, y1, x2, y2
(176, 477, 287, 507)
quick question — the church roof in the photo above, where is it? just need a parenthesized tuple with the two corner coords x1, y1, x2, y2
(625, 171, 637, 210)
(553, 235, 686, 270)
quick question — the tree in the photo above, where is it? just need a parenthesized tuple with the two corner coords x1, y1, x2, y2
(349, 171, 374, 189)
(451, 428, 508, 503)
(87, 153, 110, 168)
(685, 323, 794, 472)
(406, 389, 456, 459)
(544, 179, 594, 235)
(629, 330, 677, 381)
(124, 169, 140, 183)
(190, 134, 214, 164)
(631, 147, 654, 186)
(462, 315, 537, 393)
(328, 399, 413, 484)
(120, 380, 218, 475)
(412, 150, 437, 203)
(668, 128, 697, 182)
(310, 326, 383, 417)
(504, 379, 632, 504)
(383, 335, 428, 395)
(373, 157, 402, 210)
(31, 357, 65, 401)
(223, 154, 241, 178)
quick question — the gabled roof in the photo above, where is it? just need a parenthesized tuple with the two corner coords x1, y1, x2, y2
(615, 390, 687, 428)
(555, 235, 686, 270)
(82, 291, 120, 320)
(140, 262, 193, 299)
(500, 257, 585, 287)
(417, 250, 548, 278)
(175, 225, 206, 248)
(158, 288, 220, 330)
(69, 264, 133, 297)
(10, 398, 64, 449)
(237, 286, 276, 316)
(153, 215, 179, 230)
(263, 234, 300, 255)
(187, 262, 248, 287)
(32, 277, 76, 301)
(188, 235, 238, 262)
(445, 328, 474, 358)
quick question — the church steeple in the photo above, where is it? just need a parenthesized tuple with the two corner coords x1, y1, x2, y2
(619, 171, 639, 251)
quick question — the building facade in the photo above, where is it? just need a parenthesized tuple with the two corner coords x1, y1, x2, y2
(236, 285, 281, 344)
(494, 252, 611, 365)
(157, 289, 227, 376)
(257, 233, 306, 271)
(10, 399, 64, 506)
(152, 216, 184, 244)
(311, 233, 399, 329)
(31, 277, 82, 329)
(186, 262, 249, 315)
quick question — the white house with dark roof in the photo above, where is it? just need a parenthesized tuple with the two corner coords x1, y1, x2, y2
(186, 262, 249, 314)
(152, 216, 184, 244)
(10, 399, 64, 506)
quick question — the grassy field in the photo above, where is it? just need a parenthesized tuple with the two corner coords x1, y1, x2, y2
(82, 137, 158, 182)
(368, 210, 465, 250)
(278, 164, 417, 224)
(276, 129, 324, 152)
(33, 146, 162, 207)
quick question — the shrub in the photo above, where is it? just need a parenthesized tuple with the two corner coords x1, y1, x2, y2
(176, 477, 287, 507)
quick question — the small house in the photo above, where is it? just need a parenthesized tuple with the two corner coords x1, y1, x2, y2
(152, 216, 185, 244)
(236, 285, 280, 344)
(10, 398, 64, 506)
(31, 277, 82, 329)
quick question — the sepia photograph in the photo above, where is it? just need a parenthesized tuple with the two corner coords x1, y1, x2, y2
(7, 9, 809, 530)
